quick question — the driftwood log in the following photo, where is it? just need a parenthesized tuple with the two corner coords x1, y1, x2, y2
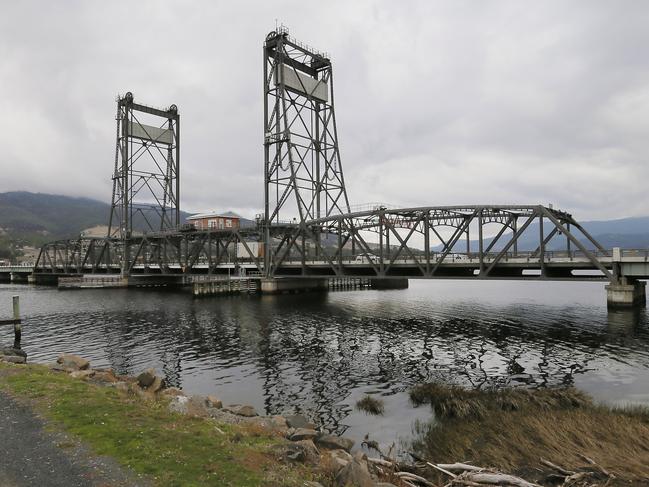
(366, 451, 613, 487)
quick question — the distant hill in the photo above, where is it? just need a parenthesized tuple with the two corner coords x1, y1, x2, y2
(432, 216, 649, 252)
(0, 191, 196, 247)
(0, 192, 112, 244)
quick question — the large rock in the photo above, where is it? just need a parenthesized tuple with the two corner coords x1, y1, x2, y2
(288, 428, 319, 441)
(334, 452, 373, 487)
(169, 395, 212, 417)
(285, 414, 317, 430)
(278, 439, 320, 464)
(2, 355, 26, 364)
(1, 347, 27, 358)
(224, 404, 258, 417)
(161, 387, 184, 397)
(149, 376, 164, 393)
(56, 354, 90, 371)
(327, 449, 353, 471)
(90, 369, 118, 385)
(271, 415, 289, 431)
(136, 368, 156, 388)
(315, 433, 354, 452)
(206, 395, 222, 409)
(168, 395, 190, 415)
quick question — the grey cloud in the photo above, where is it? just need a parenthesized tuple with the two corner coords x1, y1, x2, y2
(0, 0, 647, 221)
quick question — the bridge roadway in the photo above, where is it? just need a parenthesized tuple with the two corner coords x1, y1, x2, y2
(6, 249, 649, 280)
(3, 248, 648, 306)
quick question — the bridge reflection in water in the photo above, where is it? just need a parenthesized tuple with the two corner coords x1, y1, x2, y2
(11, 281, 648, 437)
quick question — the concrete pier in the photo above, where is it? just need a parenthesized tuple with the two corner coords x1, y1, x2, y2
(370, 278, 409, 290)
(605, 279, 646, 308)
(10, 272, 30, 284)
(261, 278, 327, 294)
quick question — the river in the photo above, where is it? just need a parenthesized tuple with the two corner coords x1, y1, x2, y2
(1, 280, 647, 449)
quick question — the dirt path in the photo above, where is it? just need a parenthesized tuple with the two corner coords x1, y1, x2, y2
(0, 391, 147, 487)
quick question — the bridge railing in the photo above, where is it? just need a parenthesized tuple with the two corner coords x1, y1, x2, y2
(619, 249, 649, 260)
(274, 248, 615, 264)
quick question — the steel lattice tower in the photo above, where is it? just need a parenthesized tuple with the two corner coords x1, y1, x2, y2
(108, 92, 181, 242)
(263, 28, 350, 227)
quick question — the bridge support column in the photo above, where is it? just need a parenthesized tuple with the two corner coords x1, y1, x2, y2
(606, 279, 646, 308)
(370, 278, 409, 290)
(31, 273, 70, 285)
(261, 278, 327, 294)
(10, 272, 29, 283)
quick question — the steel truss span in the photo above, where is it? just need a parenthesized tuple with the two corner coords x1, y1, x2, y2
(35, 205, 630, 282)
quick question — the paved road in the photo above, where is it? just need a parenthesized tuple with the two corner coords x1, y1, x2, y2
(0, 391, 145, 487)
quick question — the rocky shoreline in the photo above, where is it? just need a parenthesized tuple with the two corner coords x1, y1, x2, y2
(4, 347, 639, 487)
(0, 348, 392, 487)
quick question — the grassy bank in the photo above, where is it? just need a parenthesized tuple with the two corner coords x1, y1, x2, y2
(0, 363, 316, 487)
(410, 383, 649, 484)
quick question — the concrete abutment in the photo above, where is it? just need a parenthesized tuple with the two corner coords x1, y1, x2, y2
(261, 278, 328, 294)
(370, 278, 409, 290)
(606, 279, 646, 308)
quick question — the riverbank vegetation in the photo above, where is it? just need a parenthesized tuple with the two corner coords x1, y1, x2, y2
(409, 382, 649, 485)
(0, 363, 316, 486)
(355, 395, 385, 416)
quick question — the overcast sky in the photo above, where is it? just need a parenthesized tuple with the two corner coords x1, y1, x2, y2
(1, 1, 648, 221)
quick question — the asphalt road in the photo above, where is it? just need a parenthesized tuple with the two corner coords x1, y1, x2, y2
(0, 391, 145, 487)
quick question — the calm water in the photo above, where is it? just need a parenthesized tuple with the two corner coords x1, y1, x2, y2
(1, 280, 648, 449)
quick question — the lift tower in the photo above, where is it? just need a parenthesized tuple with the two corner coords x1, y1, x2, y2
(263, 27, 351, 270)
(108, 92, 180, 275)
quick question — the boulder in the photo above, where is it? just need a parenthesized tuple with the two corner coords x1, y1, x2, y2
(278, 439, 320, 464)
(304, 482, 325, 487)
(285, 414, 317, 430)
(148, 376, 164, 393)
(57, 354, 90, 371)
(90, 369, 118, 384)
(206, 395, 222, 409)
(224, 404, 258, 417)
(168, 395, 190, 415)
(334, 452, 373, 487)
(271, 415, 288, 430)
(288, 428, 319, 441)
(167, 395, 210, 416)
(315, 433, 354, 452)
(136, 368, 157, 388)
(161, 387, 184, 397)
(2, 355, 26, 364)
(327, 449, 353, 471)
(1, 347, 27, 358)
(70, 370, 95, 380)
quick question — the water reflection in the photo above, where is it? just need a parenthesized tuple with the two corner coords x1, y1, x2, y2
(1, 281, 648, 440)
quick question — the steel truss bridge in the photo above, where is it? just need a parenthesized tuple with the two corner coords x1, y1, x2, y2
(34, 205, 648, 282)
(33, 28, 647, 305)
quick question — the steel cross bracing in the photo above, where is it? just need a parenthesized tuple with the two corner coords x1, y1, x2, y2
(108, 93, 181, 243)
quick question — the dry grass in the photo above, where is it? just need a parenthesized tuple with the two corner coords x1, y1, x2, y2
(410, 382, 591, 419)
(410, 383, 649, 485)
(356, 395, 385, 415)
